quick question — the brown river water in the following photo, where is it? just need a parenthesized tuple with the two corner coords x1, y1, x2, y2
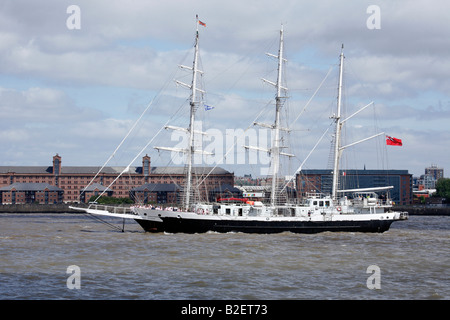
(1, 213, 448, 301)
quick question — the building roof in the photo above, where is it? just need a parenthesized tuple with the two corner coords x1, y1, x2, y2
(0, 166, 53, 174)
(0, 165, 231, 175)
(236, 185, 271, 191)
(130, 183, 181, 192)
(210, 184, 242, 193)
(150, 166, 231, 175)
(299, 169, 410, 175)
(81, 183, 112, 192)
(0, 183, 63, 192)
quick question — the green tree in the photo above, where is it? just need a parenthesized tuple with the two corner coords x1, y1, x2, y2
(88, 195, 133, 205)
(435, 178, 450, 200)
(419, 195, 426, 204)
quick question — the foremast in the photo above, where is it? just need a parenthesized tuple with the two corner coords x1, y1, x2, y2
(155, 15, 208, 210)
(184, 15, 202, 210)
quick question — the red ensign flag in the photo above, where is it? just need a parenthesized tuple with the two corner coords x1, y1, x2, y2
(386, 135, 403, 146)
(196, 14, 206, 27)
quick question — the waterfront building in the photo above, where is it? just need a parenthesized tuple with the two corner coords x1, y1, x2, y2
(296, 169, 413, 205)
(81, 183, 113, 203)
(417, 174, 437, 190)
(414, 165, 445, 191)
(425, 164, 444, 181)
(0, 154, 234, 204)
(0, 182, 64, 204)
(129, 183, 181, 205)
(208, 184, 242, 201)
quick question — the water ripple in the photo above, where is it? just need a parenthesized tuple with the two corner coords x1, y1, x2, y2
(0, 214, 448, 300)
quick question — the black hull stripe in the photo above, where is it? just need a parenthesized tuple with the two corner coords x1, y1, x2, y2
(137, 217, 395, 234)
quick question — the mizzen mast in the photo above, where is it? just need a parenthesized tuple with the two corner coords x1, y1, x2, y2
(331, 45, 345, 201)
(270, 26, 285, 207)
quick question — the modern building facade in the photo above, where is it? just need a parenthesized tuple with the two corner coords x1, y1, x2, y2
(0, 154, 234, 204)
(412, 164, 445, 192)
(425, 164, 444, 181)
(296, 169, 413, 205)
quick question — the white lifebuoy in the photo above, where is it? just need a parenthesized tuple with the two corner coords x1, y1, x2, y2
(336, 206, 341, 211)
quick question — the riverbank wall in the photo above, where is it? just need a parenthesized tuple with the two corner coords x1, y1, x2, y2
(0, 203, 449, 215)
(0, 204, 85, 213)
(394, 205, 450, 216)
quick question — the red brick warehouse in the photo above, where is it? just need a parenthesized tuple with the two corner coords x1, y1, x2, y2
(0, 154, 234, 204)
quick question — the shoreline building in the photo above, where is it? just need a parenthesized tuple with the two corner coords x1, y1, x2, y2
(414, 164, 444, 191)
(425, 164, 444, 181)
(130, 183, 181, 205)
(0, 183, 64, 204)
(296, 169, 413, 205)
(412, 164, 444, 202)
(0, 154, 234, 204)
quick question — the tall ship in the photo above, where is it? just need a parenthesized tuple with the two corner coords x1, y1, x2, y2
(71, 17, 408, 233)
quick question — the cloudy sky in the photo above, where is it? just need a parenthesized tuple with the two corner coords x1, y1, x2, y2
(1, 0, 449, 178)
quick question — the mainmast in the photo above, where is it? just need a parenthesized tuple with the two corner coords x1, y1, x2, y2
(243, 26, 293, 206)
(331, 45, 345, 200)
(255, 26, 292, 207)
(269, 26, 285, 207)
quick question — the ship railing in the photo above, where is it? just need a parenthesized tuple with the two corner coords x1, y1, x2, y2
(350, 197, 393, 208)
(305, 192, 328, 199)
(88, 204, 133, 215)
